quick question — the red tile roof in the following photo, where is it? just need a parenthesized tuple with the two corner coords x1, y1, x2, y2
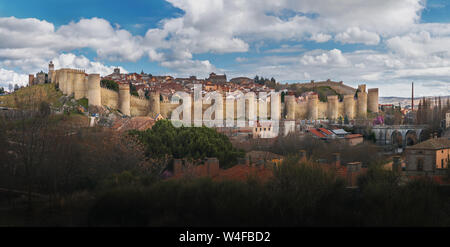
(345, 134, 363, 139)
(310, 129, 326, 138)
(319, 128, 333, 135)
(406, 137, 450, 150)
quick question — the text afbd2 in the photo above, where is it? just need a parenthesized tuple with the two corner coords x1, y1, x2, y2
(179, 231, 271, 245)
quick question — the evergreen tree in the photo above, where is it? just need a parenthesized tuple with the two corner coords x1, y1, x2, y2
(344, 115, 349, 124)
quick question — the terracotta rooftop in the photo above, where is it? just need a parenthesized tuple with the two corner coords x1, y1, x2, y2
(406, 137, 450, 150)
(309, 128, 326, 138)
(345, 134, 363, 139)
(319, 128, 333, 136)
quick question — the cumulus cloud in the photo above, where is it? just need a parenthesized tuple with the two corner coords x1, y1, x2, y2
(0, 68, 28, 89)
(160, 59, 217, 78)
(310, 33, 332, 43)
(51, 53, 128, 76)
(300, 49, 349, 67)
(335, 27, 381, 45)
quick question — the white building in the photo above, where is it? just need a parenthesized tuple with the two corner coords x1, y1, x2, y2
(253, 121, 277, 139)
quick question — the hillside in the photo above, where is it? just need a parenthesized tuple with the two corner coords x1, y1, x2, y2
(292, 85, 342, 102)
(0, 84, 89, 127)
(0, 84, 63, 109)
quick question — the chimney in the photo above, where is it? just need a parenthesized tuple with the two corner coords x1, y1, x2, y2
(393, 156, 402, 173)
(411, 82, 414, 112)
(332, 153, 341, 168)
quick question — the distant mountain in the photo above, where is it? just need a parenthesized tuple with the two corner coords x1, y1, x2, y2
(380, 95, 450, 108)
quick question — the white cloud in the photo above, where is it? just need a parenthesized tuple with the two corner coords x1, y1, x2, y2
(160, 59, 217, 78)
(264, 44, 304, 53)
(300, 49, 349, 67)
(51, 53, 128, 76)
(310, 33, 332, 43)
(0, 68, 28, 89)
(335, 27, 380, 45)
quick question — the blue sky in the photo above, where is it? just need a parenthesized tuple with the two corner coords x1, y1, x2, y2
(0, 0, 449, 97)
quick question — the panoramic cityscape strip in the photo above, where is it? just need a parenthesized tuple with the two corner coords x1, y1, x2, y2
(1, 0, 450, 233)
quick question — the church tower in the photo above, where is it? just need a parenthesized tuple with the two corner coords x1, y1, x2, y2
(48, 61, 55, 83)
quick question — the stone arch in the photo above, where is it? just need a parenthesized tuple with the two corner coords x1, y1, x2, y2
(405, 130, 418, 146)
(416, 129, 423, 142)
(419, 128, 431, 142)
(391, 130, 403, 148)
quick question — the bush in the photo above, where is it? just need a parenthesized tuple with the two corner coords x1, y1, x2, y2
(100, 79, 119, 92)
(130, 120, 245, 168)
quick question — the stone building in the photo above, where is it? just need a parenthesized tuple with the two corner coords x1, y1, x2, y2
(36, 71, 46, 84)
(208, 72, 227, 84)
(48, 61, 54, 83)
(405, 137, 450, 175)
(28, 74, 35, 86)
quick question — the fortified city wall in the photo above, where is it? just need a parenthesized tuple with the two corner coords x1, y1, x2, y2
(52, 67, 378, 121)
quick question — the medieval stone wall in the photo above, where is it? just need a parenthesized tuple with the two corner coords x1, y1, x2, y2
(100, 87, 119, 109)
(52, 67, 378, 121)
(130, 95, 151, 116)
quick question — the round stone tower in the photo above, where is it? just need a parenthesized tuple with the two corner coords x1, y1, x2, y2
(66, 70, 75, 96)
(59, 69, 68, 94)
(343, 95, 355, 119)
(307, 94, 318, 120)
(150, 91, 161, 117)
(270, 92, 281, 121)
(54, 70, 60, 85)
(118, 83, 131, 116)
(285, 95, 296, 120)
(357, 84, 367, 118)
(48, 61, 54, 83)
(367, 88, 379, 113)
(74, 71, 86, 100)
(87, 74, 101, 107)
(245, 92, 256, 124)
(327, 95, 339, 120)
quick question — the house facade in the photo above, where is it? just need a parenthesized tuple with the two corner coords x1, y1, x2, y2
(405, 137, 450, 175)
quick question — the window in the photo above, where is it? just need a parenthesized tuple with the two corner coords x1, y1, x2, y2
(417, 158, 424, 171)
(442, 159, 445, 169)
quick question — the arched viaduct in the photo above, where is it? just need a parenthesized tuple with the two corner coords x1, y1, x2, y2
(372, 125, 429, 148)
